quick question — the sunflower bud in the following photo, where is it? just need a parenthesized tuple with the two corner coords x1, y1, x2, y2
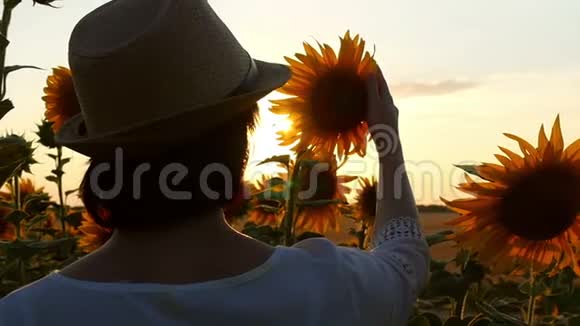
(0, 134, 36, 187)
(35, 119, 56, 149)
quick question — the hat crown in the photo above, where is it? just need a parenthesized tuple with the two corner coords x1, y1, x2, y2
(69, 0, 251, 135)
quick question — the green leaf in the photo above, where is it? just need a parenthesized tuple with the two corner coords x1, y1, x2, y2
(567, 316, 580, 326)
(242, 223, 283, 246)
(258, 155, 290, 168)
(0, 259, 18, 279)
(3, 210, 29, 224)
(65, 189, 79, 197)
(3, 65, 42, 76)
(454, 165, 483, 179)
(45, 175, 58, 183)
(25, 214, 49, 230)
(252, 204, 281, 214)
(22, 193, 50, 214)
(442, 317, 468, 326)
(421, 313, 443, 326)
(27, 238, 76, 250)
(426, 230, 454, 246)
(296, 199, 343, 207)
(407, 316, 431, 326)
(474, 301, 525, 325)
(3, 239, 41, 260)
(462, 261, 486, 284)
(0, 99, 14, 121)
(64, 211, 83, 228)
(430, 260, 449, 272)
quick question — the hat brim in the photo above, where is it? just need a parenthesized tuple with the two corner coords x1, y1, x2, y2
(56, 60, 291, 158)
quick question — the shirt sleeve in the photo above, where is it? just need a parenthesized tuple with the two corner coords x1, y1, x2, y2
(344, 216, 429, 324)
(368, 216, 430, 323)
(294, 216, 430, 325)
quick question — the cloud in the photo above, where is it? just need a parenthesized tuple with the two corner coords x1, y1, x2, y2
(390, 80, 480, 98)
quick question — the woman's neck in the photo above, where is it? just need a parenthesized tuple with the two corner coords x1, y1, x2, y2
(60, 209, 275, 284)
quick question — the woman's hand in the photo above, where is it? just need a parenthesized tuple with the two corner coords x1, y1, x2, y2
(366, 67, 401, 159)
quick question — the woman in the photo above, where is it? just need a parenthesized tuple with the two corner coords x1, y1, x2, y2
(0, 0, 429, 325)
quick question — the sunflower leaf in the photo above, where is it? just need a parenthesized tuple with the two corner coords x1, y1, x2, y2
(0, 99, 14, 121)
(4, 210, 29, 225)
(3, 65, 42, 76)
(25, 214, 49, 231)
(65, 189, 78, 198)
(64, 211, 84, 228)
(454, 164, 483, 179)
(252, 204, 281, 214)
(258, 155, 290, 168)
(426, 230, 454, 247)
(474, 300, 526, 325)
(296, 199, 343, 207)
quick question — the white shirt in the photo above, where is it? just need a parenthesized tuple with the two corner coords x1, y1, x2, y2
(0, 217, 429, 326)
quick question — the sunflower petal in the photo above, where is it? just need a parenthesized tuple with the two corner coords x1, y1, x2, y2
(550, 115, 564, 156)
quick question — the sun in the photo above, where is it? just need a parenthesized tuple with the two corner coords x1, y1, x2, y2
(271, 31, 377, 159)
(443, 116, 580, 275)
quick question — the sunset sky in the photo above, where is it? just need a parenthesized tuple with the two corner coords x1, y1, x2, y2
(1, 0, 579, 204)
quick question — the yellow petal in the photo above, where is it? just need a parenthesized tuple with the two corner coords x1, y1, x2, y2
(549, 115, 564, 155)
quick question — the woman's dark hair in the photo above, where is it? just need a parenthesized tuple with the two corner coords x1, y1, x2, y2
(80, 104, 260, 230)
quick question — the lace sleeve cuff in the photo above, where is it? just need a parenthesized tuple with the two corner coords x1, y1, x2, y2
(372, 216, 424, 248)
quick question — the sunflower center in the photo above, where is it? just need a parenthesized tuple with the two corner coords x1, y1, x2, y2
(299, 169, 338, 201)
(360, 186, 377, 220)
(498, 165, 580, 241)
(309, 69, 367, 134)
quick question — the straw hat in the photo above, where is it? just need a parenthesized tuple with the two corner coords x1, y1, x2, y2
(56, 0, 290, 158)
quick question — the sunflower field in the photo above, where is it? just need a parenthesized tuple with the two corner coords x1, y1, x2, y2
(1, 2, 580, 325)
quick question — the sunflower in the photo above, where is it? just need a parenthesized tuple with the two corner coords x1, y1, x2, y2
(0, 178, 45, 205)
(78, 211, 113, 253)
(271, 31, 377, 159)
(295, 151, 355, 233)
(443, 116, 580, 275)
(247, 176, 286, 227)
(0, 206, 16, 241)
(353, 177, 378, 226)
(42, 66, 81, 133)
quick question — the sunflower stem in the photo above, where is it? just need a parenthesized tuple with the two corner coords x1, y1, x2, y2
(56, 145, 67, 236)
(283, 166, 297, 246)
(0, 2, 16, 99)
(460, 287, 469, 320)
(527, 265, 537, 326)
(283, 154, 303, 246)
(12, 175, 21, 239)
(18, 258, 26, 285)
(358, 223, 368, 250)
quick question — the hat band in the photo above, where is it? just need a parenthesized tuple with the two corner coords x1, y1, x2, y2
(229, 56, 260, 96)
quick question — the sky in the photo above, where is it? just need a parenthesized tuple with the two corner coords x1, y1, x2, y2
(0, 0, 579, 205)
